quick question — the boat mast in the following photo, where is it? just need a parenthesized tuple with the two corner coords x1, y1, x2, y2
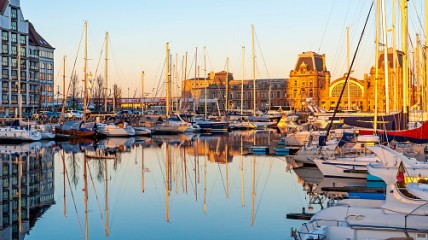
(251, 156, 256, 226)
(252, 24, 256, 116)
(84, 154, 89, 240)
(240, 135, 245, 207)
(374, 0, 380, 132)
(105, 158, 110, 236)
(83, 21, 88, 122)
(401, 0, 409, 127)
(104, 32, 109, 112)
(18, 43, 21, 119)
(225, 57, 229, 113)
(193, 47, 197, 113)
(203, 145, 207, 213)
(425, 0, 428, 120)
(141, 71, 144, 113)
(165, 143, 170, 222)
(166, 42, 170, 118)
(241, 47, 245, 115)
(61, 56, 66, 123)
(183, 52, 188, 110)
(392, 0, 398, 111)
(381, 0, 389, 114)
(204, 47, 207, 118)
(346, 26, 351, 111)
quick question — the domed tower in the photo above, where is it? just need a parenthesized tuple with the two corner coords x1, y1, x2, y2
(287, 51, 331, 110)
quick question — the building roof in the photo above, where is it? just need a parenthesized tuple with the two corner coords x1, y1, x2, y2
(28, 22, 54, 49)
(0, 0, 7, 14)
(294, 51, 325, 72)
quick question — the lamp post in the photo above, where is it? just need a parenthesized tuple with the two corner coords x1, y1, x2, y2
(128, 87, 130, 110)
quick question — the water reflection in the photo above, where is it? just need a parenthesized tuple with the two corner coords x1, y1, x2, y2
(20, 130, 308, 240)
(0, 142, 55, 240)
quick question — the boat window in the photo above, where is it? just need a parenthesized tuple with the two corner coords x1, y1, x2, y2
(397, 177, 428, 200)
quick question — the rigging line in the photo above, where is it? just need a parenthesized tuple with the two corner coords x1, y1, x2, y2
(187, 51, 196, 79)
(254, 30, 271, 79)
(208, 162, 221, 202)
(206, 48, 215, 72)
(325, 1, 375, 142)
(64, 26, 84, 106)
(109, 151, 132, 231)
(410, 0, 425, 36)
(318, 0, 336, 53)
(86, 161, 106, 228)
(92, 39, 106, 81)
(109, 39, 126, 87)
(61, 152, 85, 239)
(154, 59, 166, 98)
(254, 157, 274, 222)
(217, 163, 227, 196)
(330, 0, 352, 78)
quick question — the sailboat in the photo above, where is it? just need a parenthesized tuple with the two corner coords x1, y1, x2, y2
(246, 25, 279, 129)
(0, 44, 41, 142)
(149, 43, 188, 135)
(195, 48, 230, 133)
(57, 21, 102, 139)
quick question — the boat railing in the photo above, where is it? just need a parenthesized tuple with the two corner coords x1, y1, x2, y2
(296, 219, 348, 240)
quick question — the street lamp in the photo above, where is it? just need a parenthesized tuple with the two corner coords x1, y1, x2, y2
(128, 87, 130, 110)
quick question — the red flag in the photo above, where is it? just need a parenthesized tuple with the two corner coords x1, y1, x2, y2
(396, 161, 405, 182)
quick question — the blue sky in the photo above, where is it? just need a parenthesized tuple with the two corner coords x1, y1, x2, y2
(21, 0, 425, 97)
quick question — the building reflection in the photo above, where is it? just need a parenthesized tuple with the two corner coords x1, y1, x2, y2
(181, 130, 281, 164)
(0, 143, 55, 240)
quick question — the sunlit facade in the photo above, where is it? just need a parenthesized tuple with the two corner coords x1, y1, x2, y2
(0, 0, 54, 116)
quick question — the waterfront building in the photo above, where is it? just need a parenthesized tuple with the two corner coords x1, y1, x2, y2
(182, 71, 288, 113)
(287, 50, 410, 113)
(287, 51, 331, 111)
(0, 0, 54, 116)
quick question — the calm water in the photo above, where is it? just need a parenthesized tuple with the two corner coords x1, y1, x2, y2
(8, 131, 319, 240)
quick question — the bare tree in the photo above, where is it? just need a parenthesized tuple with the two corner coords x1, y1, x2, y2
(93, 75, 105, 112)
(113, 83, 122, 110)
(69, 71, 80, 109)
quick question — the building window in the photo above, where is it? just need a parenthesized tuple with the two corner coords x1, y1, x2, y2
(11, 95, 17, 104)
(11, 33, 17, 43)
(2, 44, 8, 54)
(2, 94, 8, 104)
(2, 69, 8, 79)
(40, 73, 45, 80)
(2, 82, 8, 91)
(19, 35, 26, 45)
(20, 47, 26, 57)
(40, 62, 45, 69)
(47, 63, 53, 70)
(11, 21, 17, 31)
(2, 57, 7, 67)
(294, 80, 297, 86)
(1, 32, 7, 41)
(11, 58, 17, 68)
(11, 8, 17, 19)
(293, 90, 297, 98)
(11, 70, 17, 80)
(11, 46, 17, 56)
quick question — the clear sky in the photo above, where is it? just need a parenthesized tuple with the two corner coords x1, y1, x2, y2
(21, 0, 425, 98)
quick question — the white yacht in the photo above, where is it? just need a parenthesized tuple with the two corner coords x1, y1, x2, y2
(295, 145, 428, 240)
(0, 125, 42, 142)
(312, 135, 381, 178)
(97, 122, 135, 137)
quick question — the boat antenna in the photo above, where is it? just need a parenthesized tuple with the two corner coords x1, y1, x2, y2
(322, 1, 374, 145)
